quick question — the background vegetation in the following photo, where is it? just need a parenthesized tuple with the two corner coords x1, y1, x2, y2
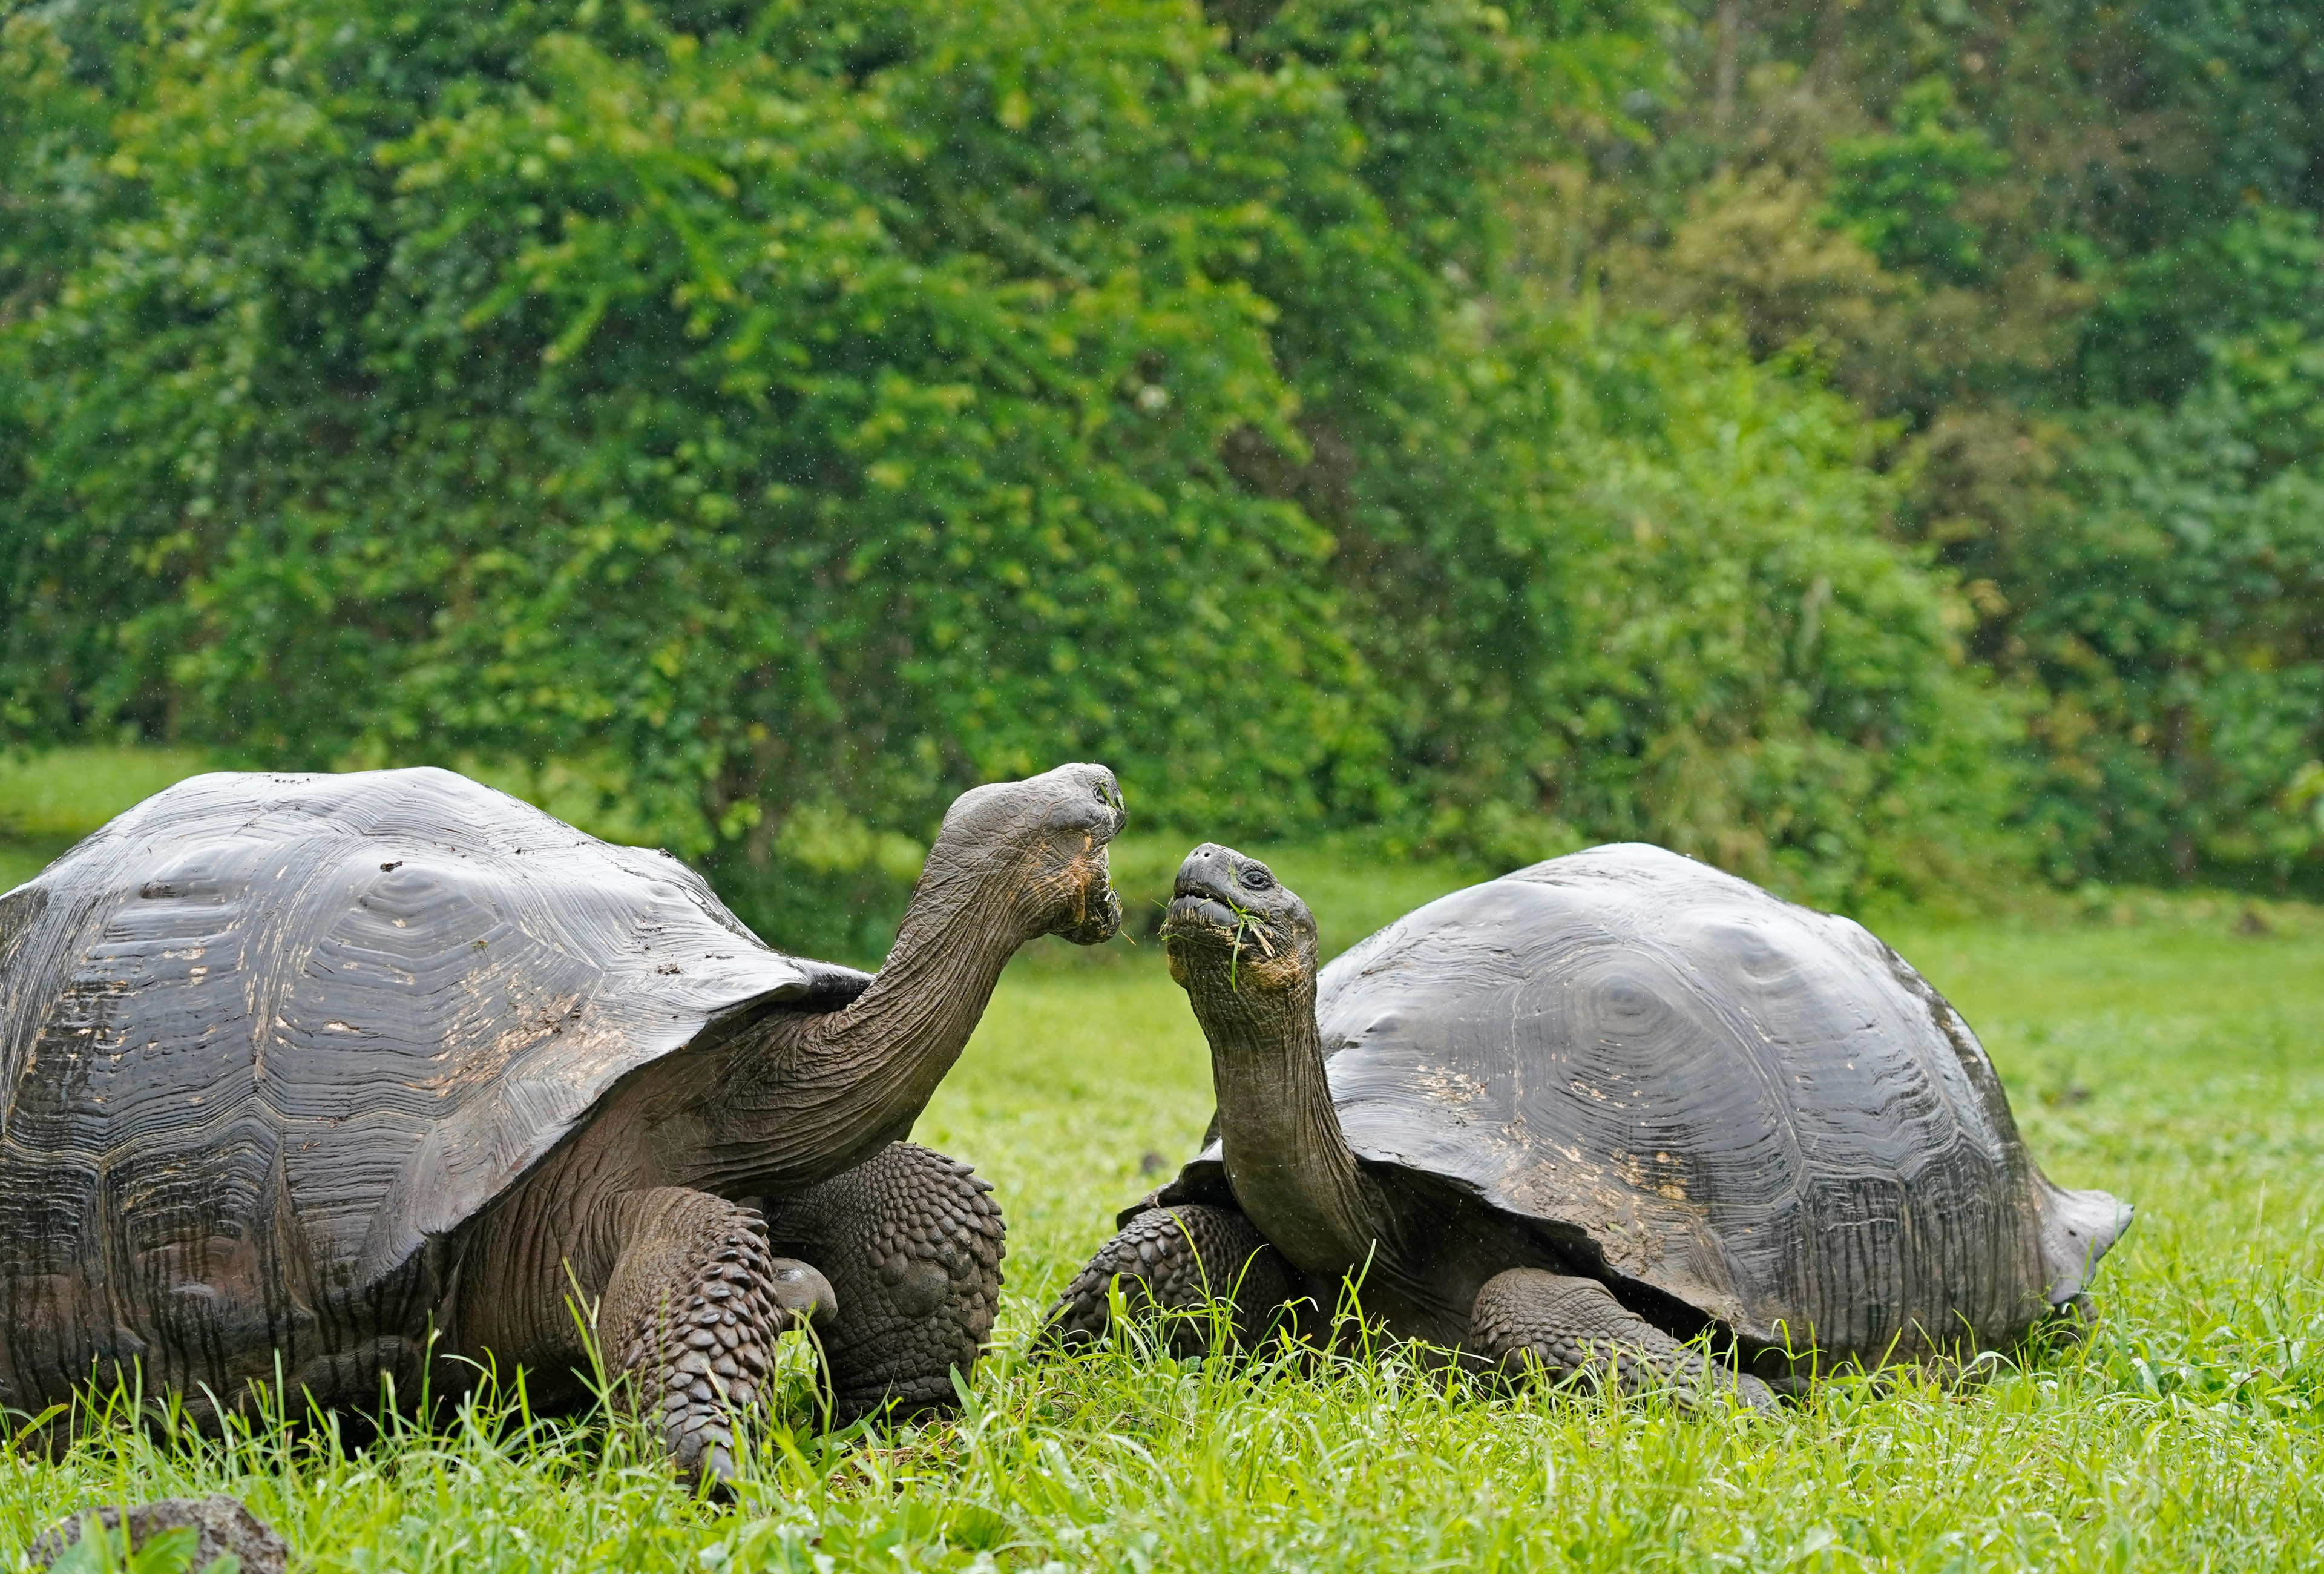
(7, 0, 2319, 952)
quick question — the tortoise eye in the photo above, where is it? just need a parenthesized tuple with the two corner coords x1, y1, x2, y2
(1239, 866, 1273, 891)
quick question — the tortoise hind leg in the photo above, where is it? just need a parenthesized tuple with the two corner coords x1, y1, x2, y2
(1468, 1268, 1776, 1410)
(758, 1142, 1005, 1426)
(599, 1188, 837, 1481)
(1043, 1204, 1296, 1356)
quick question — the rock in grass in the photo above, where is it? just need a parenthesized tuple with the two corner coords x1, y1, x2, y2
(27, 1495, 289, 1573)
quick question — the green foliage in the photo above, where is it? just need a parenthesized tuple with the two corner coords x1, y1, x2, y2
(1573, 0, 2324, 888)
(0, 0, 2028, 932)
(1, 0, 1384, 851)
(2016, 395, 2324, 880)
(25, 0, 2322, 903)
(2081, 206, 2324, 424)
(1823, 77, 2007, 285)
(1480, 310, 2015, 901)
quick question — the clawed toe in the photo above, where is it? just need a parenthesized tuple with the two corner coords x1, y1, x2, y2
(599, 1190, 805, 1481)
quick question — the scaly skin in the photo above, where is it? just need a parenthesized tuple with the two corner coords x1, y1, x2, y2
(1046, 1204, 1298, 1357)
(599, 1190, 836, 1483)
(759, 1142, 1006, 1424)
(1469, 1268, 1775, 1408)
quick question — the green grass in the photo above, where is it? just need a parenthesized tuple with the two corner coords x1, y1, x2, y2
(6, 759, 2324, 1568)
(0, 747, 216, 841)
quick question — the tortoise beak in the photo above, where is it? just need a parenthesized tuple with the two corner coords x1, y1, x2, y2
(1161, 892, 1242, 944)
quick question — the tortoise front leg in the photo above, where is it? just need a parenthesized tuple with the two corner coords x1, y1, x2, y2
(1468, 1268, 1775, 1409)
(599, 1188, 836, 1481)
(758, 1142, 1006, 1425)
(1044, 1204, 1297, 1356)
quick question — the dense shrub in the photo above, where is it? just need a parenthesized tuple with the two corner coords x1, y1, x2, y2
(1496, 313, 2015, 905)
(1575, 0, 2324, 891)
(1, 0, 2030, 949)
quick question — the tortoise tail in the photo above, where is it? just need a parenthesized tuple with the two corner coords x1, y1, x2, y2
(2035, 1177, 2132, 1305)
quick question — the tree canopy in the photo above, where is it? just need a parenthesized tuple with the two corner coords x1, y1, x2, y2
(1592, 0, 2324, 889)
(4, 0, 2318, 948)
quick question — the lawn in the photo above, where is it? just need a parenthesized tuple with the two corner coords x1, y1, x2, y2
(5, 757, 2323, 1569)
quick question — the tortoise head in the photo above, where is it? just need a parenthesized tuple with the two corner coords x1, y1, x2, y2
(928, 762, 1126, 946)
(1161, 843, 1319, 1004)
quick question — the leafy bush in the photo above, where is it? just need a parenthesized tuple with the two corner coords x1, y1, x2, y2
(2, 0, 1387, 842)
(0, 0, 2029, 943)
(2016, 394, 2324, 882)
(1423, 308, 2018, 903)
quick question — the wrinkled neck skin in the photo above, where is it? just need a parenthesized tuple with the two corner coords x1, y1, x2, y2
(592, 826, 1098, 1200)
(1188, 955, 1392, 1285)
(764, 834, 1063, 1174)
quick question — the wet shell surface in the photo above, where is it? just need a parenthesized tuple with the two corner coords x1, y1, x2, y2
(0, 768, 868, 1414)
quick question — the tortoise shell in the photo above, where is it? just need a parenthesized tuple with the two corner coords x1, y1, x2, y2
(1156, 843, 2128, 1360)
(0, 768, 868, 1412)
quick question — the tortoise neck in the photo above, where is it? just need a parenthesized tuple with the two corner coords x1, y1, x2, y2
(694, 834, 1041, 1193)
(1193, 967, 1383, 1280)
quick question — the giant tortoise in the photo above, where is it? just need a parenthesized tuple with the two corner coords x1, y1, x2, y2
(1, 763, 1123, 1477)
(1052, 842, 2129, 1401)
